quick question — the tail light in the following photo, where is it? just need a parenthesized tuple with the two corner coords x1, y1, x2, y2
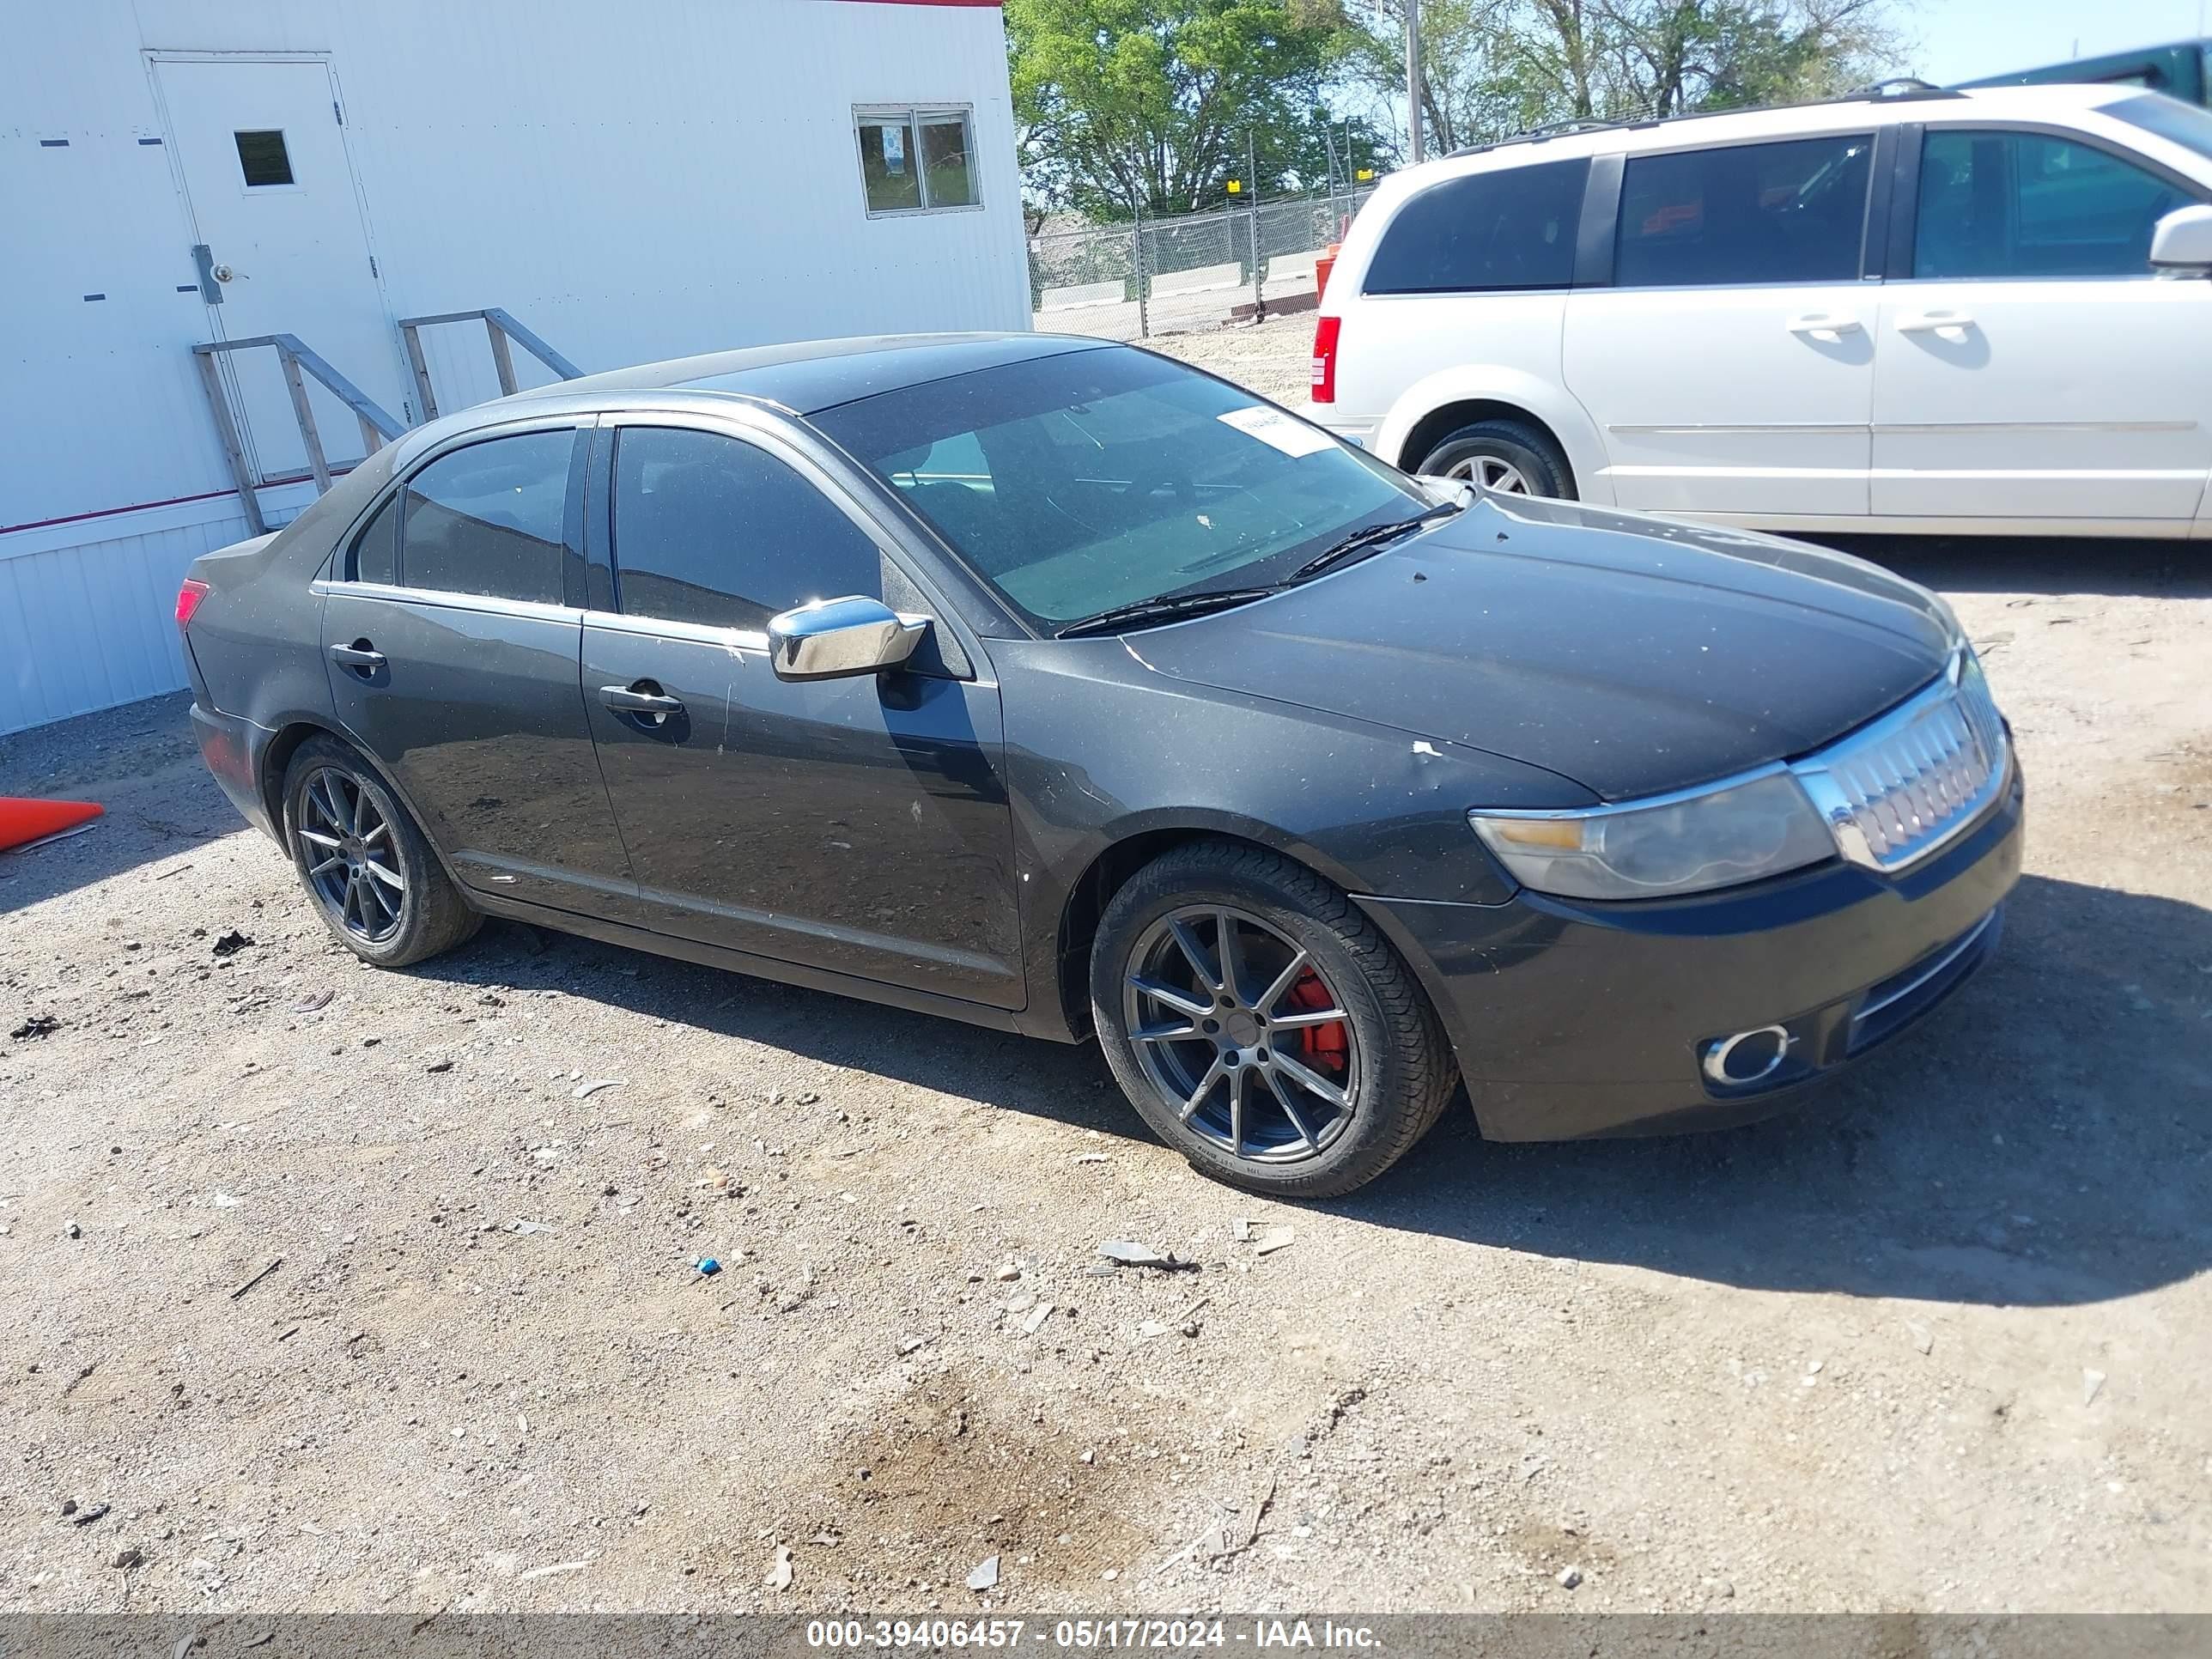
(1310, 315, 1340, 404)
(175, 578, 210, 632)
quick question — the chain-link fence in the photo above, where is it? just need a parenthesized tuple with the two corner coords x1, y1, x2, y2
(1029, 188, 1376, 341)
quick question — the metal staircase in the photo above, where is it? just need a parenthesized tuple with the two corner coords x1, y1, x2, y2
(193, 309, 580, 535)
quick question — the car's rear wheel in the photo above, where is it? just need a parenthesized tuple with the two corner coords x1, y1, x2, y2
(1416, 419, 1573, 500)
(1091, 841, 1457, 1198)
(282, 735, 480, 968)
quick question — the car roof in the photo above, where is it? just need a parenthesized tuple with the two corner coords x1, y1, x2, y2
(507, 331, 1110, 416)
(1416, 82, 2143, 179)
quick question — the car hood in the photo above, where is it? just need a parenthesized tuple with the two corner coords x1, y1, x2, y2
(1121, 496, 1955, 801)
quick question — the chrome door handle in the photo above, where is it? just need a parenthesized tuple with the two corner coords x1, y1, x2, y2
(599, 684, 684, 716)
(1785, 313, 1863, 337)
(1897, 311, 1975, 334)
(330, 642, 386, 672)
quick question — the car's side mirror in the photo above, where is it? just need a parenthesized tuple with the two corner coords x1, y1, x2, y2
(766, 595, 929, 682)
(2150, 204, 2212, 272)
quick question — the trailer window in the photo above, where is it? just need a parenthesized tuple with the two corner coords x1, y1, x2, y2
(857, 107, 978, 214)
(234, 130, 294, 188)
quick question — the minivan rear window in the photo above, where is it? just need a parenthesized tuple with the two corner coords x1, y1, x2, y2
(1616, 135, 1874, 288)
(1363, 159, 1588, 294)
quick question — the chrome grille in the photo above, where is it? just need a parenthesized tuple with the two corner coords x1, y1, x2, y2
(1791, 653, 2008, 873)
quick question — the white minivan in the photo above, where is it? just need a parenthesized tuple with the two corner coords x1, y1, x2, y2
(1311, 83, 2212, 537)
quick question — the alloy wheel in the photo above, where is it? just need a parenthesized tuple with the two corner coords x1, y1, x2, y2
(296, 766, 407, 945)
(1445, 453, 1531, 494)
(1122, 905, 1359, 1163)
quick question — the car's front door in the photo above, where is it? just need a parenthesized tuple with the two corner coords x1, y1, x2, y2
(1873, 125, 2212, 522)
(580, 416, 1024, 1009)
(321, 421, 636, 916)
(1562, 131, 1881, 517)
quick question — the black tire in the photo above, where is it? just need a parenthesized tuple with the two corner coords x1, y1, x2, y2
(282, 734, 480, 968)
(1414, 419, 1574, 500)
(1090, 840, 1458, 1199)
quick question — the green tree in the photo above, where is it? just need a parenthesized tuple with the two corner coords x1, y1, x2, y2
(1008, 0, 1356, 218)
(1337, 0, 1905, 159)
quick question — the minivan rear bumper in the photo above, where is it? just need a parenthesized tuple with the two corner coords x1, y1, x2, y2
(1358, 755, 2025, 1141)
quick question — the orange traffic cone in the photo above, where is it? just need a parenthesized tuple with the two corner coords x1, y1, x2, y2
(0, 797, 104, 854)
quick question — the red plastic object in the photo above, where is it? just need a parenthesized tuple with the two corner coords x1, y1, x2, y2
(1314, 240, 1341, 299)
(0, 798, 104, 854)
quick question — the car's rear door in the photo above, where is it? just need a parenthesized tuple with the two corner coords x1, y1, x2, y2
(579, 412, 1024, 1009)
(1871, 122, 2212, 522)
(320, 419, 636, 915)
(1562, 131, 1883, 517)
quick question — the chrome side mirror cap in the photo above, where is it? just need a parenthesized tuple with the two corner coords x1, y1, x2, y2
(766, 595, 928, 682)
(2150, 204, 2212, 271)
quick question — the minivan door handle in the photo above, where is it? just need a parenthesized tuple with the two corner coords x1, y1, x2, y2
(1784, 313, 1863, 339)
(1896, 310, 1976, 335)
(330, 641, 386, 675)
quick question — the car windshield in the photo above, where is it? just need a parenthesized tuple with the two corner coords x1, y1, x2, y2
(2107, 92, 2212, 165)
(811, 346, 1422, 631)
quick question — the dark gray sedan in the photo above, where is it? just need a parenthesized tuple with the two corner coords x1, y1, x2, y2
(180, 334, 2021, 1197)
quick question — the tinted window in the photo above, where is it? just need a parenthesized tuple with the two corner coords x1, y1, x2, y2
(814, 348, 1419, 631)
(1617, 136, 1874, 287)
(1364, 159, 1586, 293)
(349, 493, 399, 584)
(1916, 129, 2195, 277)
(399, 432, 574, 605)
(611, 428, 884, 632)
(234, 130, 293, 187)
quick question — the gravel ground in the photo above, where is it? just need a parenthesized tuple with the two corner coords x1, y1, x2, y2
(3, 321, 2209, 1616)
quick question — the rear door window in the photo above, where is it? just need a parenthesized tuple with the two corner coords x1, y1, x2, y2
(1616, 135, 1875, 287)
(610, 427, 884, 632)
(398, 431, 576, 604)
(1914, 128, 2197, 277)
(348, 492, 399, 584)
(1364, 159, 1588, 293)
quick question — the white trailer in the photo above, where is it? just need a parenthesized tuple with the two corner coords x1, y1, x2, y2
(0, 0, 1029, 733)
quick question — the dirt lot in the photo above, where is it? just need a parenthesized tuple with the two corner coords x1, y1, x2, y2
(3, 319, 2209, 1617)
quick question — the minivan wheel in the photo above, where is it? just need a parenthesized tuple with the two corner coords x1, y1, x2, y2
(1091, 842, 1457, 1199)
(1416, 419, 1573, 499)
(282, 735, 481, 969)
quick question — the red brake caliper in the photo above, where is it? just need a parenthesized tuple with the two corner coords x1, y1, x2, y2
(1285, 969, 1348, 1075)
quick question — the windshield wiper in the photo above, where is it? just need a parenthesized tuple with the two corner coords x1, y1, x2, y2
(1290, 500, 1462, 582)
(1054, 586, 1276, 640)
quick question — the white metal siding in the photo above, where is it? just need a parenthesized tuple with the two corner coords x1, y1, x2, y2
(1, 0, 1028, 734)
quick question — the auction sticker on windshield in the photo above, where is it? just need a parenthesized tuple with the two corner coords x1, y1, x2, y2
(1218, 405, 1334, 458)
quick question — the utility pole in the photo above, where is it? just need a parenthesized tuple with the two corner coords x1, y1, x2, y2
(1405, 0, 1425, 166)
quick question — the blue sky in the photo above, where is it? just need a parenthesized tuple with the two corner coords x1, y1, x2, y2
(1905, 0, 2207, 86)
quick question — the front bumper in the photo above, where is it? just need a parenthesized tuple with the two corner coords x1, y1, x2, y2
(1359, 756, 2025, 1140)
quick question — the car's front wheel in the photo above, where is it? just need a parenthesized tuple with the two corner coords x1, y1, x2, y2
(282, 735, 480, 968)
(1091, 841, 1458, 1198)
(1415, 419, 1573, 500)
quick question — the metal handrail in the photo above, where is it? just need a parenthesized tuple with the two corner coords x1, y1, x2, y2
(191, 334, 407, 536)
(397, 307, 582, 422)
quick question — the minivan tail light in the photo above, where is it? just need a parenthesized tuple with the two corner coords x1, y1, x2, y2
(175, 578, 210, 632)
(1310, 315, 1340, 404)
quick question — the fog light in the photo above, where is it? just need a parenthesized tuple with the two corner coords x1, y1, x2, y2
(1701, 1024, 1793, 1087)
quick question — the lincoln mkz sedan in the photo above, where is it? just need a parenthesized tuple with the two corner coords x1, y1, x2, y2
(181, 334, 2022, 1196)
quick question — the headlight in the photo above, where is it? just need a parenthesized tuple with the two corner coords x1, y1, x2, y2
(1469, 769, 1835, 901)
